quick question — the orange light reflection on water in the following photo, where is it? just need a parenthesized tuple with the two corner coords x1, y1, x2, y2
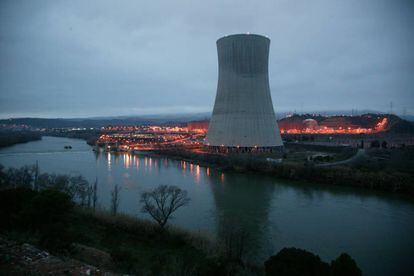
(195, 165, 200, 183)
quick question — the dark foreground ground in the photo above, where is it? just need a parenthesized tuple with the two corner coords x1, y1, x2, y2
(0, 236, 116, 275)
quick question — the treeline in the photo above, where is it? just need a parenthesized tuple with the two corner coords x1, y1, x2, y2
(0, 164, 96, 207)
(0, 164, 362, 275)
(0, 131, 41, 148)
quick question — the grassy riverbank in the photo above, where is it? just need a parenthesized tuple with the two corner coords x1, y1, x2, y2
(151, 145, 414, 196)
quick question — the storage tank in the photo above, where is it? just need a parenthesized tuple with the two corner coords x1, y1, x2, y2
(205, 34, 283, 152)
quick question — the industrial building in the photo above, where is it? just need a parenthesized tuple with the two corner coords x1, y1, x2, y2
(205, 34, 283, 153)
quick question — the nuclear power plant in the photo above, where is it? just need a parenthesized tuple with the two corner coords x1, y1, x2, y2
(206, 34, 283, 153)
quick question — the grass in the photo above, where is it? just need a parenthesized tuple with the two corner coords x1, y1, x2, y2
(67, 207, 216, 274)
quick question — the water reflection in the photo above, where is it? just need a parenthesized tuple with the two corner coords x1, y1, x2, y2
(207, 172, 275, 262)
(107, 152, 111, 171)
(195, 165, 200, 184)
(124, 154, 131, 169)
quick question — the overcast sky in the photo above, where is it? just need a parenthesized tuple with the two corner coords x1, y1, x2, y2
(0, 0, 413, 118)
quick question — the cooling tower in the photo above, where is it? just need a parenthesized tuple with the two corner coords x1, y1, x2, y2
(206, 34, 283, 152)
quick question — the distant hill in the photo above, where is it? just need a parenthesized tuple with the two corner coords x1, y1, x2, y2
(277, 113, 414, 134)
(0, 113, 211, 129)
(1, 112, 412, 134)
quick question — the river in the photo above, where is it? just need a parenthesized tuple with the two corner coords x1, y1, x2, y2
(0, 136, 413, 275)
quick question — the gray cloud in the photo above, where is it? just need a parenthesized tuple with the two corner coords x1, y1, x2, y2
(0, 0, 413, 118)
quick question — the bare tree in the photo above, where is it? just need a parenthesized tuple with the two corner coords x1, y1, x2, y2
(110, 184, 121, 215)
(86, 185, 93, 208)
(92, 177, 98, 211)
(70, 175, 89, 206)
(140, 185, 190, 229)
(86, 177, 99, 209)
(33, 161, 39, 191)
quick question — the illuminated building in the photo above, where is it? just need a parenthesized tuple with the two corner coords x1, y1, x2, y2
(278, 114, 389, 134)
(187, 120, 209, 133)
(206, 34, 283, 153)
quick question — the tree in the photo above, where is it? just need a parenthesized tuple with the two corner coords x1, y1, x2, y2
(330, 253, 362, 276)
(33, 161, 39, 191)
(265, 248, 362, 276)
(140, 185, 190, 229)
(92, 177, 98, 210)
(264, 247, 330, 276)
(86, 178, 98, 209)
(70, 175, 89, 205)
(110, 184, 121, 215)
(86, 185, 93, 207)
(21, 189, 74, 252)
(5, 165, 36, 189)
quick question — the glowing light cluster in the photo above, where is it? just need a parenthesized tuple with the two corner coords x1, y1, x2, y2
(96, 125, 205, 152)
(280, 117, 388, 135)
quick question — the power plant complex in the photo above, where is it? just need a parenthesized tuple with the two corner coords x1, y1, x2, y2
(206, 34, 283, 152)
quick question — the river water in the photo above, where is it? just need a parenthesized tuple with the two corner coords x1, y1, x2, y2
(0, 136, 413, 275)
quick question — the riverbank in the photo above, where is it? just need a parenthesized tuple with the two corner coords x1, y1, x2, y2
(38, 132, 413, 196)
(0, 131, 41, 148)
(148, 147, 414, 197)
(42, 131, 414, 196)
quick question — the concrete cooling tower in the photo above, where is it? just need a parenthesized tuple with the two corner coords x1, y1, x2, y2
(205, 34, 283, 153)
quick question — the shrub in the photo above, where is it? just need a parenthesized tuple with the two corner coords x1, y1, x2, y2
(265, 248, 362, 276)
(264, 247, 330, 276)
(330, 253, 362, 276)
(20, 189, 75, 252)
(0, 188, 36, 229)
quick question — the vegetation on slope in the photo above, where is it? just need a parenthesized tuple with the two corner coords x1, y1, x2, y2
(0, 131, 41, 148)
(0, 165, 362, 275)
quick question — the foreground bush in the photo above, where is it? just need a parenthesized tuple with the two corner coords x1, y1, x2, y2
(331, 253, 362, 276)
(0, 187, 36, 229)
(0, 188, 74, 253)
(265, 248, 361, 276)
(23, 189, 74, 251)
(265, 247, 330, 276)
